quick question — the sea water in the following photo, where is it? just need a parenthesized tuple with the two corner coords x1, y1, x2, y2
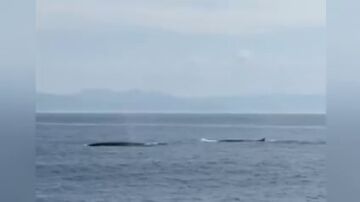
(36, 113, 326, 202)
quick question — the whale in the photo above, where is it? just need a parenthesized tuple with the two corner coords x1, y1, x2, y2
(201, 138, 266, 143)
(87, 141, 167, 147)
(219, 138, 266, 142)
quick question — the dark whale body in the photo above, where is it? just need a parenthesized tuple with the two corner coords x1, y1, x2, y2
(218, 138, 266, 143)
(87, 141, 167, 147)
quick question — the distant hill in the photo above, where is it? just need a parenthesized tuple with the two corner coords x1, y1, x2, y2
(37, 89, 325, 113)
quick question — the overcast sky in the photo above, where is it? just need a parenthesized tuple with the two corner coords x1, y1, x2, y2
(37, 0, 326, 97)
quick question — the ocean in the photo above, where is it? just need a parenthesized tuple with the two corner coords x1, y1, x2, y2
(36, 113, 326, 202)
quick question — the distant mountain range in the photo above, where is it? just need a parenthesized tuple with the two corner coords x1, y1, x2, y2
(37, 89, 325, 113)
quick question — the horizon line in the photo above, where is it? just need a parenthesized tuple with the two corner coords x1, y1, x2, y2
(36, 110, 326, 115)
(36, 89, 326, 98)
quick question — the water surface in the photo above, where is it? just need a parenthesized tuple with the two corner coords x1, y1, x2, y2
(37, 113, 326, 202)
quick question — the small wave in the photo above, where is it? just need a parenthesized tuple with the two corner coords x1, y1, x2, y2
(200, 138, 218, 143)
(144, 142, 168, 146)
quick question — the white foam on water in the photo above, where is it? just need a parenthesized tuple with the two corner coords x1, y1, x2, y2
(200, 138, 218, 143)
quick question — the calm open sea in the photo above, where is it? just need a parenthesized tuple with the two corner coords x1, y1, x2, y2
(36, 113, 326, 202)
